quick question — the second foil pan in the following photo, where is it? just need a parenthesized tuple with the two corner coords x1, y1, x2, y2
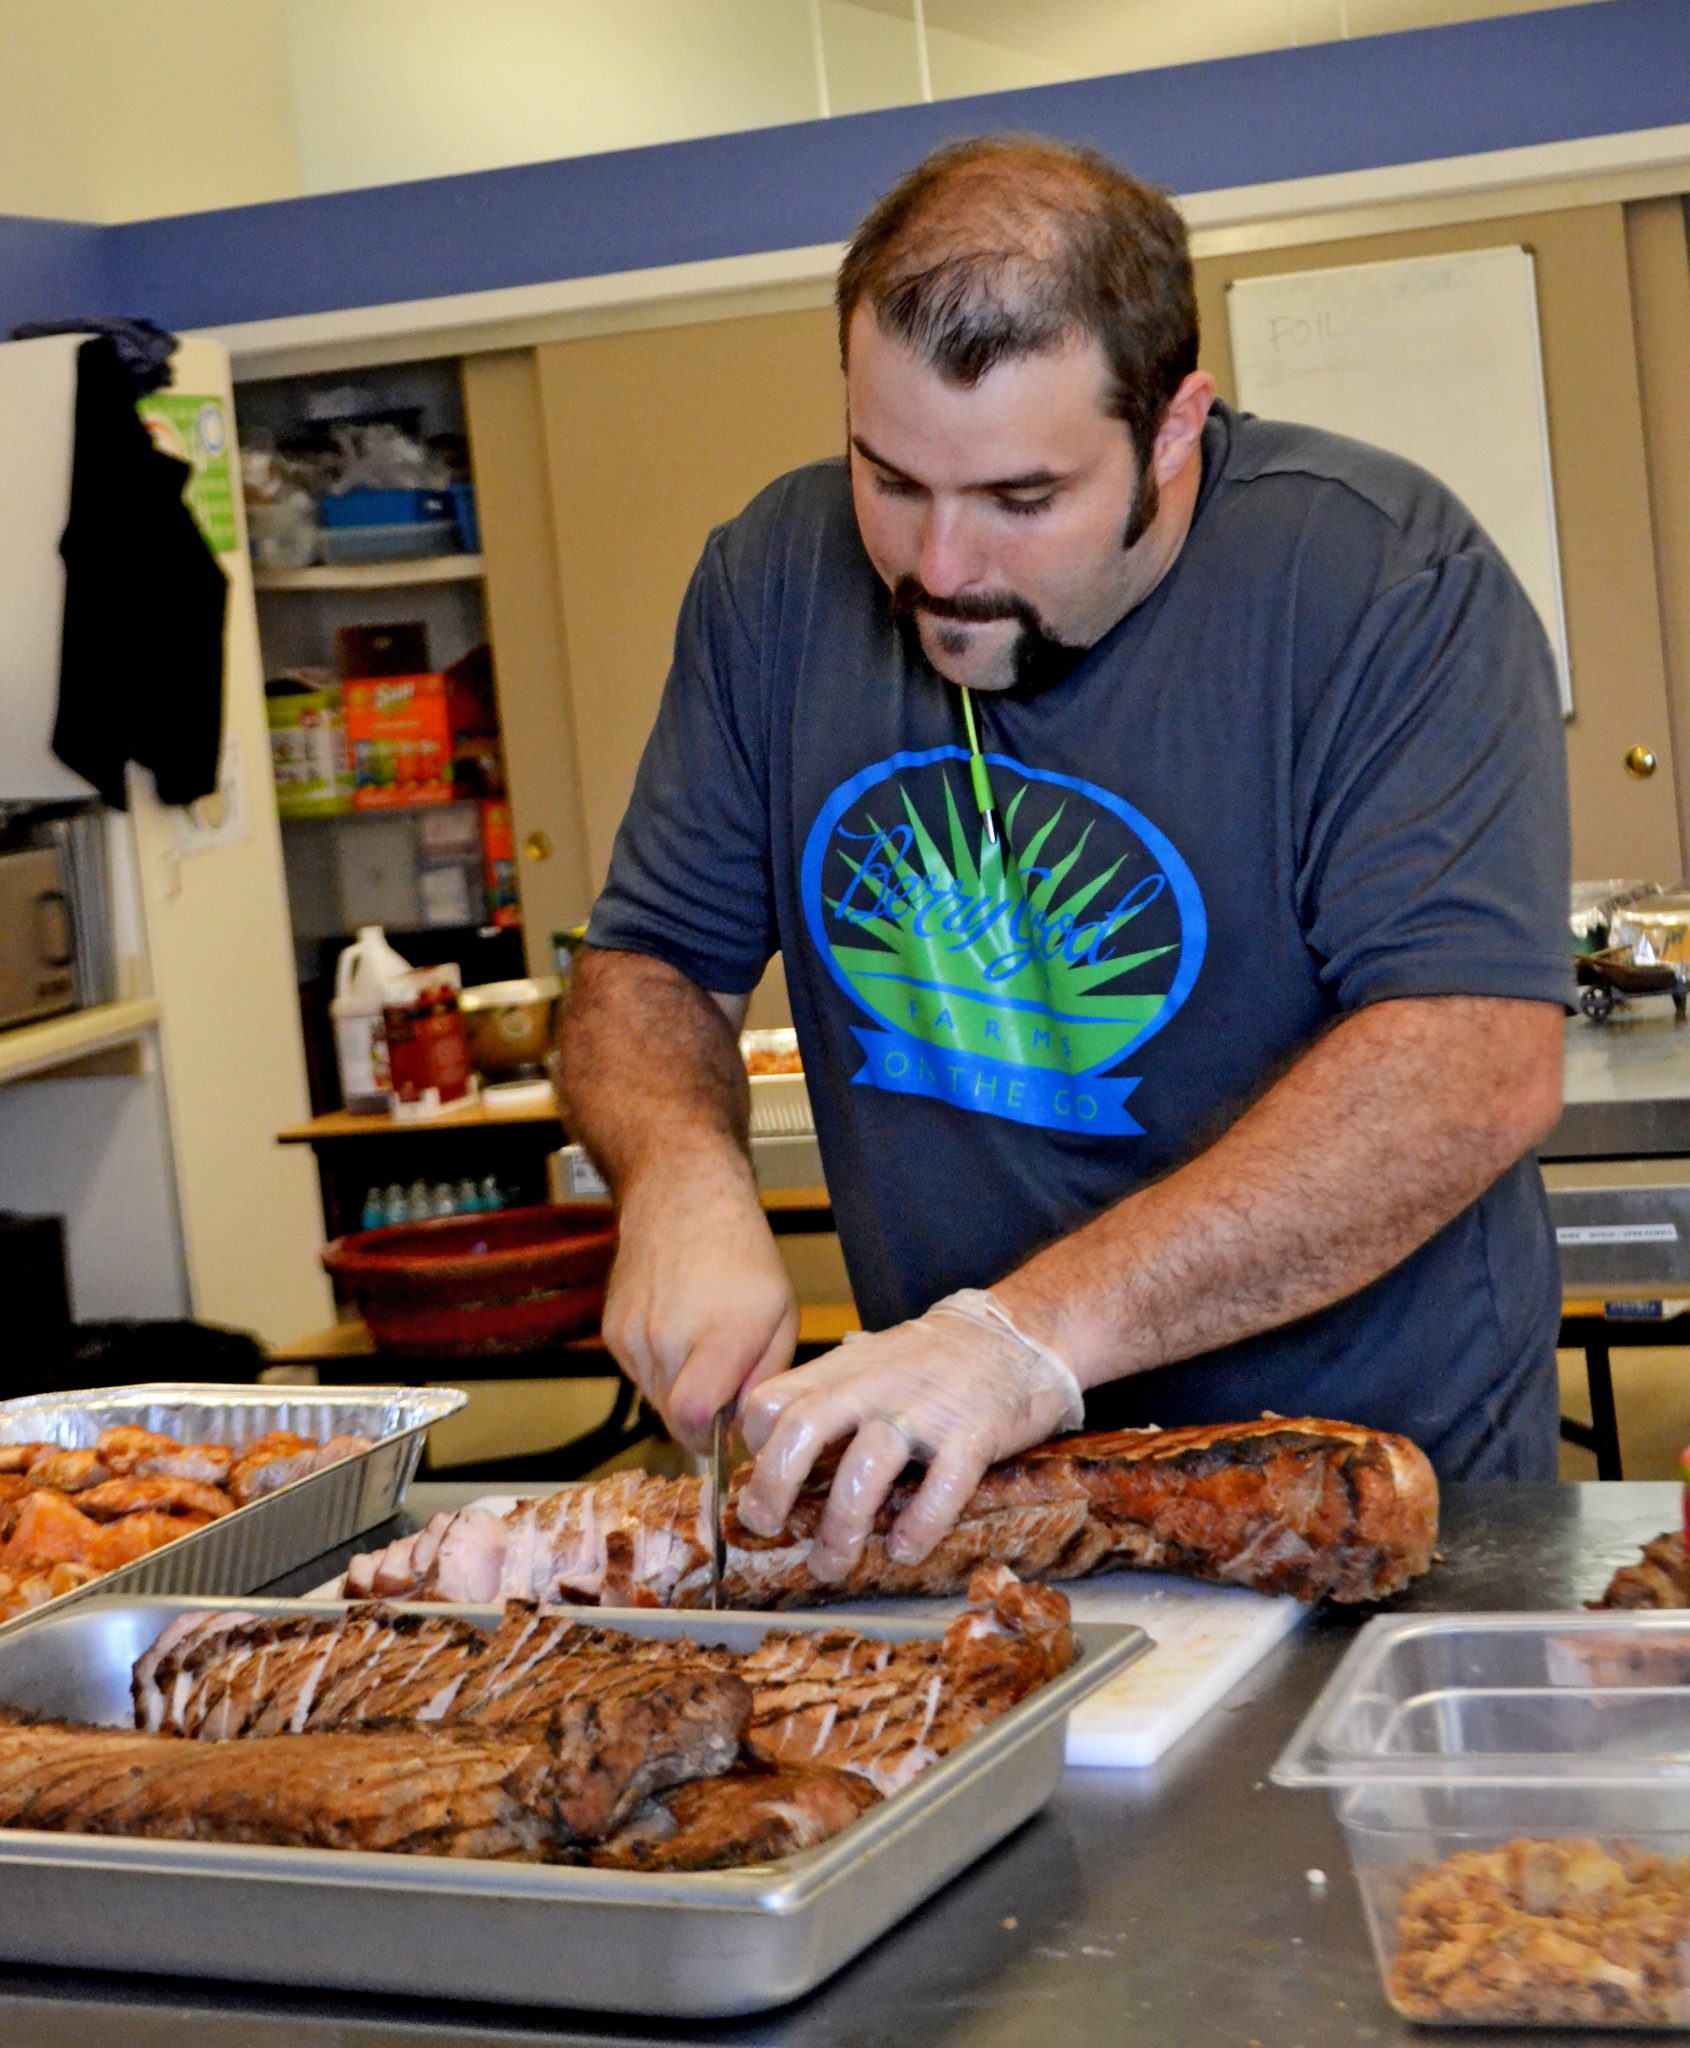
(0, 1384, 464, 1644)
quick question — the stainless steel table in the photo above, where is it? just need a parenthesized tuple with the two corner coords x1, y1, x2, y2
(1548, 1005, 1690, 1160)
(0, 1478, 1675, 2046)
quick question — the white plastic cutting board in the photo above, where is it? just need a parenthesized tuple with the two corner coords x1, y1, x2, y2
(318, 1498, 1306, 1766)
(1055, 1573, 1306, 1766)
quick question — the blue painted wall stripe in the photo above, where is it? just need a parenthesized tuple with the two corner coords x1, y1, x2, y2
(3, 0, 1685, 339)
(0, 215, 113, 343)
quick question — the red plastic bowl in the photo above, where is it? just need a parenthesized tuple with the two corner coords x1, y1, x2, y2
(321, 1203, 617, 1357)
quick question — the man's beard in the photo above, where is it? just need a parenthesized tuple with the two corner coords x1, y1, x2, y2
(889, 463, 1160, 695)
(890, 578, 1085, 694)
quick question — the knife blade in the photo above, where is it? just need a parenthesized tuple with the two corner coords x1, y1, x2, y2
(707, 1407, 730, 1611)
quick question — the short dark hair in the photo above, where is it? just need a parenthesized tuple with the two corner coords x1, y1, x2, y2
(836, 135, 1199, 471)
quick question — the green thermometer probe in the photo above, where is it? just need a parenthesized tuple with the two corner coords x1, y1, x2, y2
(960, 688, 1001, 849)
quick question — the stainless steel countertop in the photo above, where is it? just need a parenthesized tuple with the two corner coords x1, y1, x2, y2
(1548, 1006, 1690, 1158)
(0, 1478, 1677, 2045)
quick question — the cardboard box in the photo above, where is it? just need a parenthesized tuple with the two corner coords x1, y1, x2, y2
(265, 674, 353, 818)
(344, 674, 454, 808)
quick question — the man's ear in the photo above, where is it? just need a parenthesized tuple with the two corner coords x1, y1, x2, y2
(1152, 372, 1218, 483)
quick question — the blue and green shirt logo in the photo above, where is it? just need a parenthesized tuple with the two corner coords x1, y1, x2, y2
(800, 746, 1205, 1135)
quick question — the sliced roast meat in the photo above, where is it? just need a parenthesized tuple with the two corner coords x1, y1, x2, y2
(344, 1415, 1437, 1609)
(590, 1763, 881, 1871)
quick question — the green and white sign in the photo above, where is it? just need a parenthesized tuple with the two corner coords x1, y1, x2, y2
(138, 392, 238, 555)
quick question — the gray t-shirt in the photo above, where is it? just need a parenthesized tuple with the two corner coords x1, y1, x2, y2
(589, 402, 1573, 1479)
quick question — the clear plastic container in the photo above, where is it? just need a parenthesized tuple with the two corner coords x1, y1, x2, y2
(1275, 1612, 1690, 2027)
(318, 520, 459, 564)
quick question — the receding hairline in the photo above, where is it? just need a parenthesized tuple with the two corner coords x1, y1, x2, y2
(836, 134, 1199, 458)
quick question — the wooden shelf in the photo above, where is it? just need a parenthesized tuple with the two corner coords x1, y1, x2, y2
(279, 797, 485, 827)
(0, 998, 161, 1084)
(756, 1185, 832, 1214)
(270, 1300, 860, 1366)
(278, 1094, 563, 1143)
(253, 554, 486, 593)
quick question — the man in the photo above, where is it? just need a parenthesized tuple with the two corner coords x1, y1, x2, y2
(559, 136, 1571, 1582)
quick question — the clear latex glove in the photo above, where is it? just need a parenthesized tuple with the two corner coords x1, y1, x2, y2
(601, 1167, 798, 1453)
(737, 1289, 1085, 1581)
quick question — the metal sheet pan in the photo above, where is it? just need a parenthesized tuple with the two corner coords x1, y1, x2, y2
(0, 1385, 464, 1644)
(0, 1594, 1148, 2016)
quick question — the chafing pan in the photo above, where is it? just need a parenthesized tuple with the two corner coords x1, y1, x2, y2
(0, 1593, 1147, 2015)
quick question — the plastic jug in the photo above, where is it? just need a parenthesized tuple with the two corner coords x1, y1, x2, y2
(330, 925, 411, 1114)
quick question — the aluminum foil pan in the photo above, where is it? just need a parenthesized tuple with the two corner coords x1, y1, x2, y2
(0, 1384, 463, 1645)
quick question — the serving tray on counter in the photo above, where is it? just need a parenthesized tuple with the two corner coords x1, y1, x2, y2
(0, 1385, 463, 1644)
(0, 1594, 1147, 2015)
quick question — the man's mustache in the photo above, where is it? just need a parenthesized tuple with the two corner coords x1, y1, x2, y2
(889, 576, 1037, 627)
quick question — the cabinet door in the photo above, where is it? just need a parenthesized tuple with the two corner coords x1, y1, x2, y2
(462, 350, 595, 976)
(532, 305, 842, 1024)
(1196, 203, 1683, 882)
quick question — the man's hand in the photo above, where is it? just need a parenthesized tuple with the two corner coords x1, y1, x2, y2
(604, 1161, 798, 1452)
(557, 947, 798, 1451)
(738, 1291, 1084, 1580)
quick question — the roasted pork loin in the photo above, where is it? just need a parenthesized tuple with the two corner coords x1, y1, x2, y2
(1594, 1530, 1690, 1609)
(3, 1572, 1069, 1870)
(345, 1416, 1437, 1610)
(590, 1763, 882, 1871)
(0, 1681, 746, 1859)
(133, 1569, 1071, 1804)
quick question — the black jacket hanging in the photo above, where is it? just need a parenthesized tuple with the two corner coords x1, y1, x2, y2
(50, 335, 227, 810)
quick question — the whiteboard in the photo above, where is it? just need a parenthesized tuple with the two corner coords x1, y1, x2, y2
(1227, 246, 1572, 715)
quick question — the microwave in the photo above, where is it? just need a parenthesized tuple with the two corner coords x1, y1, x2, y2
(0, 845, 78, 1030)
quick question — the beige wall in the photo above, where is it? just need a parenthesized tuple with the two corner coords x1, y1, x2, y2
(0, 0, 300, 222)
(0, 0, 1630, 222)
(281, 0, 815, 195)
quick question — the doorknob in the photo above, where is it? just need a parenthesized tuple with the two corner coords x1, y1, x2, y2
(1625, 745, 1659, 779)
(523, 830, 553, 862)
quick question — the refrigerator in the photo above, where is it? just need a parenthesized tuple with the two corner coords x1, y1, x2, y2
(0, 329, 332, 1344)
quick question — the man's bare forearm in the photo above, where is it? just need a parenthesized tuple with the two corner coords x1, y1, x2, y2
(556, 946, 752, 1194)
(994, 995, 1564, 1388)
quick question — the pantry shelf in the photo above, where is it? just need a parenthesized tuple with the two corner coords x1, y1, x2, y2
(0, 998, 162, 1085)
(253, 555, 486, 593)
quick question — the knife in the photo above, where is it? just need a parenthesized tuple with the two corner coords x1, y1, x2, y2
(707, 1406, 730, 1611)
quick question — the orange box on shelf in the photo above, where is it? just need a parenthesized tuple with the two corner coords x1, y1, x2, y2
(480, 798, 521, 928)
(344, 674, 454, 808)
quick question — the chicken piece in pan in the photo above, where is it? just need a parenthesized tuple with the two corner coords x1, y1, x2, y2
(75, 1477, 233, 1523)
(95, 1427, 233, 1488)
(87, 1511, 215, 1572)
(228, 1433, 373, 1506)
(24, 1449, 110, 1494)
(0, 1562, 99, 1610)
(0, 1491, 102, 1570)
